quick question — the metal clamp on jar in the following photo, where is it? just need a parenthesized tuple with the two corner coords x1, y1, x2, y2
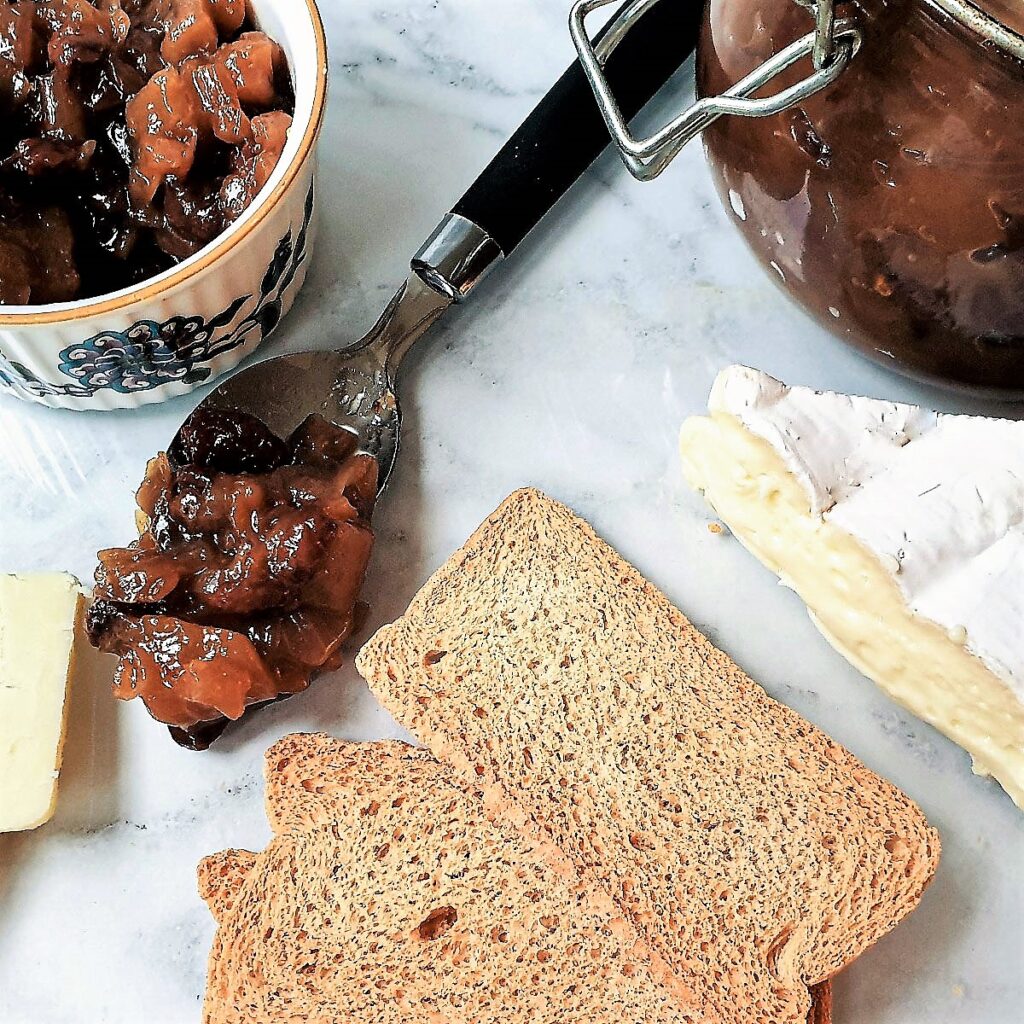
(572, 0, 1024, 396)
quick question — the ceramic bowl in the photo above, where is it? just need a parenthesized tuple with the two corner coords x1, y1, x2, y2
(0, 0, 328, 412)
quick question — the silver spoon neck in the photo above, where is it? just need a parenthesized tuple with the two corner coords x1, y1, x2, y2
(359, 272, 452, 377)
(362, 214, 504, 375)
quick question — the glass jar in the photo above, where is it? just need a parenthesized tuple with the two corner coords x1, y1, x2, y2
(698, 0, 1024, 394)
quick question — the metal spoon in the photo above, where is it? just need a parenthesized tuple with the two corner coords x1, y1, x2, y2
(176, 0, 701, 487)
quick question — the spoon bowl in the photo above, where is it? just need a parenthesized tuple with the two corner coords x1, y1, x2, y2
(176, 273, 451, 493)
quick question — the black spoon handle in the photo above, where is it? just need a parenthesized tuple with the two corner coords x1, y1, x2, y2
(454, 1, 699, 255)
(411, 1, 702, 299)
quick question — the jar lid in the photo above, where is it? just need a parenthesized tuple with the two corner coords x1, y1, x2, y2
(930, 0, 1024, 59)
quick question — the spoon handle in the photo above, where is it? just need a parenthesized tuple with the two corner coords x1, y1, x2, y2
(451, 0, 700, 259)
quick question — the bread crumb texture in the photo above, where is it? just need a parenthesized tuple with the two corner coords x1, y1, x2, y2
(199, 734, 702, 1023)
(357, 488, 940, 1024)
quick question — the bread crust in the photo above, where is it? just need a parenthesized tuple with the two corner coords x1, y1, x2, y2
(357, 488, 940, 1024)
(197, 849, 257, 920)
(807, 982, 833, 1024)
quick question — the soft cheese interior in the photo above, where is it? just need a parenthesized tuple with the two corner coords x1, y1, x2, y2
(0, 573, 83, 832)
(680, 366, 1024, 809)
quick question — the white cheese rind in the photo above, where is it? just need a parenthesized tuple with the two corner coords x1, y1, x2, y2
(0, 573, 83, 832)
(707, 366, 1024, 696)
(682, 366, 1024, 808)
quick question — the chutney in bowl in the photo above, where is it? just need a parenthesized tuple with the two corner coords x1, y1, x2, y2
(0, 0, 327, 410)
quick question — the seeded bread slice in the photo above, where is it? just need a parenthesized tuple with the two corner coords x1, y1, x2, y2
(356, 488, 940, 1024)
(198, 733, 704, 1024)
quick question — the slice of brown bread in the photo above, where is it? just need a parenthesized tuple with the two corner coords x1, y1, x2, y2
(198, 733, 705, 1024)
(356, 488, 940, 1024)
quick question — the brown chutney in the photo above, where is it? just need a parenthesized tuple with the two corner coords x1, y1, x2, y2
(699, 0, 1024, 394)
(0, 0, 293, 305)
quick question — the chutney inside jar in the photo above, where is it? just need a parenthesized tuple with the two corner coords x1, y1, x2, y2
(87, 409, 377, 750)
(0, 0, 294, 305)
(699, 0, 1024, 394)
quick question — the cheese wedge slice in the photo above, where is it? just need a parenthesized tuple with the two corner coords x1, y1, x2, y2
(680, 366, 1024, 809)
(0, 573, 83, 832)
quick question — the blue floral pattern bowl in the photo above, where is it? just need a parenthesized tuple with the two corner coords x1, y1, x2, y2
(0, 0, 327, 412)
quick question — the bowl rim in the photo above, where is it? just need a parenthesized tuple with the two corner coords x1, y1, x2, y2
(0, 0, 328, 328)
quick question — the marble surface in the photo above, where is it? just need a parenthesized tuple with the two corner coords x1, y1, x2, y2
(1, 2, 1022, 1021)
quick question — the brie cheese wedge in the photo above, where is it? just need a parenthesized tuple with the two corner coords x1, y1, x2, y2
(0, 573, 83, 832)
(680, 366, 1024, 808)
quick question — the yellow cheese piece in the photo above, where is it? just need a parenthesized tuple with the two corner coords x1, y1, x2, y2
(681, 413, 1024, 810)
(0, 573, 83, 832)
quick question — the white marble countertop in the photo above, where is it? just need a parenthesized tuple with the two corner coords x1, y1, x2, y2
(1, 2, 1022, 1022)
